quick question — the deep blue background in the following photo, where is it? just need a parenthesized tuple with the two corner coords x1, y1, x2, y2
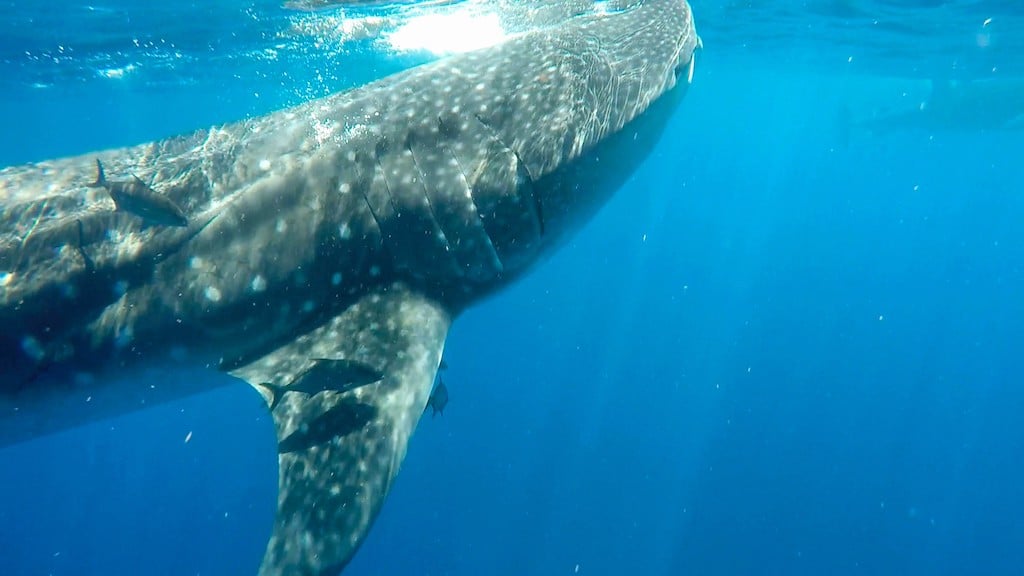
(2, 2, 1024, 575)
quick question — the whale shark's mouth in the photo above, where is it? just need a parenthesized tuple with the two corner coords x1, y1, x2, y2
(672, 33, 701, 85)
(675, 51, 697, 85)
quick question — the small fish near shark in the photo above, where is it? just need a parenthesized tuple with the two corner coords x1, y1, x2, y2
(426, 378, 448, 417)
(278, 396, 378, 454)
(262, 357, 384, 411)
(0, 0, 701, 574)
(88, 159, 189, 227)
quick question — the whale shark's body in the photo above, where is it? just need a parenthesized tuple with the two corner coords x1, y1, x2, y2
(848, 77, 1024, 137)
(0, 0, 700, 573)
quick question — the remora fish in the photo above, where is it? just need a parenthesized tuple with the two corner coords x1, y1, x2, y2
(426, 378, 448, 417)
(88, 159, 189, 227)
(277, 398, 378, 454)
(0, 0, 700, 574)
(263, 357, 384, 411)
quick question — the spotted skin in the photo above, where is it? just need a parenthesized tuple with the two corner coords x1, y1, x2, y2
(0, 1, 700, 574)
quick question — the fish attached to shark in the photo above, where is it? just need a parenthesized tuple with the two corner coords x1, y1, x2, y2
(426, 378, 449, 417)
(89, 159, 189, 227)
(263, 357, 384, 411)
(0, 0, 700, 574)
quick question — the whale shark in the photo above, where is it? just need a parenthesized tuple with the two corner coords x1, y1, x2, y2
(0, 0, 700, 573)
(843, 77, 1024, 140)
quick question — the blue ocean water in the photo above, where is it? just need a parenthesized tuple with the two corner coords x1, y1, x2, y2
(2, 1, 1023, 575)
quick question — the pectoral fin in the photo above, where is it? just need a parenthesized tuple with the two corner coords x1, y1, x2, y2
(230, 283, 450, 576)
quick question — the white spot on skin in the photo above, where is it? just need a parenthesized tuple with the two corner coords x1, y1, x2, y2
(259, 159, 271, 171)
(0, 271, 12, 286)
(339, 223, 352, 239)
(205, 286, 222, 302)
(189, 256, 204, 269)
(251, 275, 267, 292)
(276, 219, 288, 234)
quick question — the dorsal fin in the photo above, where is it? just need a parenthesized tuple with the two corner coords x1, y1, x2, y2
(88, 158, 107, 188)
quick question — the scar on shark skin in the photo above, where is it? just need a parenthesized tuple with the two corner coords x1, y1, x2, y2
(10, 198, 49, 272)
(88, 159, 189, 228)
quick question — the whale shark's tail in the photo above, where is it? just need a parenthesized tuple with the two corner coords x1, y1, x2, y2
(229, 283, 449, 576)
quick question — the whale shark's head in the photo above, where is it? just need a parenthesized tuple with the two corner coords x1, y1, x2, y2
(424, 0, 700, 297)
(598, 0, 701, 97)
(527, 0, 700, 231)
